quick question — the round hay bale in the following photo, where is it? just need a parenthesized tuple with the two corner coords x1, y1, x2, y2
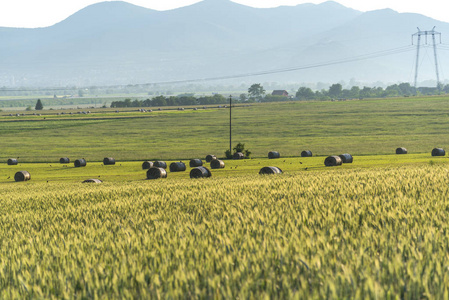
(142, 161, 154, 170)
(233, 152, 244, 160)
(7, 158, 18, 165)
(14, 171, 30, 182)
(147, 167, 167, 179)
(153, 161, 167, 169)
(170, 162, 186, 172)
(432, 148, 445, 156)
(268, 151, 280, 159)
(259, 166, 282, 175)
(103, 157, 116, 165)
(396, 147, 408, 154)
(74, 159, 87, 167)
(301, 150, 313, 157)
(59, 157, 70, 164)
(339, 153, 353, 163)
(324, 156, 342, 166)
(189, 159, 203, 167)
(205, 154, 217, 162)
(82, 178, 102, 183)
(190, 166, 212, 178)
(210, 159, 225, 169)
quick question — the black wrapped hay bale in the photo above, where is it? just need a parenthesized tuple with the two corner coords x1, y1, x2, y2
(59, 157, 70, 164)
(153, 161, 167, 169)
(14, 171, 30, 182)
(396, 147, 408, 154)
(301, 150, 313, 157)
(233, 152, 244, 160)
(74, 159, 87, 167)
(339, 153, 353, 163)
(142, 161, 153, 170)
(190, 166, 212, 178)
(82, 178, 102, 183)
(210, 159, 225, 169)
(205, 155, 217, 162)
(7, 158, 18, 165)
(259, 166, 282, 175)
(147, 167, 167, 179)
(103, 157, 116, 165)
(268, 151, 280, 159)
(189, 159, 203, 167)
(432, 148, 445, 156)
(170, 162, 186, 172)
(324, 156, 342, 167)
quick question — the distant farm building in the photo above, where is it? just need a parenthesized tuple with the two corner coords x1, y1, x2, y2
(271, 90, 289, 97)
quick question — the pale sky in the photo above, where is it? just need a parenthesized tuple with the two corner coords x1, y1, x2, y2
(0, 0, 448, 28)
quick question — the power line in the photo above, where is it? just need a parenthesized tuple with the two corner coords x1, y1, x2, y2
(1, 45, 416, 92)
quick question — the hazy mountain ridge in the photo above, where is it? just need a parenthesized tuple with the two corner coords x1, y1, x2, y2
(0, 0, 447, 87)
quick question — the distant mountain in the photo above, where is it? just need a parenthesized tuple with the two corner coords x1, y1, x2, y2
(0, 0, 447, 87)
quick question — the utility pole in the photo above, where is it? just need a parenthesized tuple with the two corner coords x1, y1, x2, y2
(229, 95, 232, 154)
(412, 26, 442, 89)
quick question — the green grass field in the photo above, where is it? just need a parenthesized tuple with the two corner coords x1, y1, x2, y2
(2, 96, 449, 298)
(1, 95, 449, 162)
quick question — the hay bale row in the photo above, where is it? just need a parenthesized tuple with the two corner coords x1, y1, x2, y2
(205, 155, 217, 162)
(7, 158, 18, 165)
(324, 156, 342, 167)
(170, 162, 186, 172)
(210, 159, 225, 169)
(153, 161, 167, 169)
(339, 153, 353, 163)
(189, 159, 203, 167)
(60, 157, 70, 164)
(190, 166, 212, 178)
(147, 167, 167, 179)
(301, 150, 312, 157)
(268, 151, 280, 159)
(74, 159, 86, 167)
(432, 148, 445, 156)
(142, 161, 154, 170)
(233, 152, 244, 160)
(396, 147, 407, 154)
(142, 160, 168, 169)
(259, 166, 282, 175)
(14, 171, 30, 182)
(82, 178, 102, 183)
(103, 157, 116, 165)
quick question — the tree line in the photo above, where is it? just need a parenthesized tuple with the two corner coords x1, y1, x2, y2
(110, 94, 228, 108)
(296, 83, 449, 100)
(109, 82, 449, 108)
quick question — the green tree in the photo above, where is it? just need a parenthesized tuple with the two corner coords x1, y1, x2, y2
(248, 84, 265, 100)
(349, 86, 360, 98)
(233, 143, 252, 158)
(35, 99, 43, 110)
(296, 87, 315, 100)
(225, 142, 252, 159)
(328, 84, 342, 98)
(398, 82, 414, 95)
(359, 86, 372, 98)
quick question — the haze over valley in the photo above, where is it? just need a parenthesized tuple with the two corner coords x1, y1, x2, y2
(1, 0, 448, 90)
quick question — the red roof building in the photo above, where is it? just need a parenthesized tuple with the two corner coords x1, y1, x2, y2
(271, 90, 289, 97)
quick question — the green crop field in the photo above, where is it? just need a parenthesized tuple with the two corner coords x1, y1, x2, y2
(1, 96, 449, 298)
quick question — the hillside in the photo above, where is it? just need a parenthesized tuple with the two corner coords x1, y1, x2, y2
(0, 0, 447, 87)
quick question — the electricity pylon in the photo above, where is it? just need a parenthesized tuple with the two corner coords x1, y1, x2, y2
(412, 26, 441, 89)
